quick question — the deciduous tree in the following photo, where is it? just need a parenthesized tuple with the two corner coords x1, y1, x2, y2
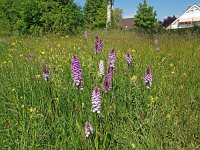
(134, 0, 157, 29)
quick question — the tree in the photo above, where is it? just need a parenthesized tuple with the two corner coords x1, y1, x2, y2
(0, 0, 23, 34)
(84, 0, 106, 28)
(94, 0, 107, 28)
(106, 0, 114, 28)
(112, 8, 123, 28)
(160, 15, 177, 28)
(14, 0, 84, 35)
(134, 0, 157, 29)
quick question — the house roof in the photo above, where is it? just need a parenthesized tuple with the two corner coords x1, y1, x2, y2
(119, 18, 134, 29)
(167, 4, 200, 29)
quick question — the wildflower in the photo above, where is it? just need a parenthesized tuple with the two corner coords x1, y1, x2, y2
(71, 55, 83, 89)
(94, 35, 103, 54)
(43, 69, 50, 81)
(99, 60, 104, 76)
(85, 122, 93, 138)
(126, 52, 132, 65)
(98, 39, 103, 50)
(102, 67, 112, 93)
(84, 30, 88, 39)
(156, 47, 160, 51)
(154, 37, 160, 50)
(41, 51, 45, 55)
(154, 37, 158, 46)
(29, 107, 36, 113)
(109, 48, 115, 68)
(36, 75, 41, 79)
(91, 87, 101, 113)
(145, 66, 152, 89)
(132, 49, 136, 53)
(11, 42, 16, 46)
(41, 62, 50, 81)
(131, 75, 137, 82)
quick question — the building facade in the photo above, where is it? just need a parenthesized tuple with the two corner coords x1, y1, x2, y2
(167, 4, 200, 29)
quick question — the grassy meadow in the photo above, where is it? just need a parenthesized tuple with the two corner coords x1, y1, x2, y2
(0, 30, 199, 149)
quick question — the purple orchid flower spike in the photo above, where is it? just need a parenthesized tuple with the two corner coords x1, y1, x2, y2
(145, 66, 152, 89)
(109, 48, 115, 68)
(41, 62, 50, 81)
(94, 35, 103, 54)
(98, 39, 103, 51)
(91, 87, 101, 113)
(126, 52, 132, 65)
(84, 30, 88, 39)
(154, 37, 160, 51)
(85, 122, 93, 138)
(154, 37, 158, 46)
(102, 67, 112, 93)
(43, 69, 50, 81)
(71, 55, 83, 89)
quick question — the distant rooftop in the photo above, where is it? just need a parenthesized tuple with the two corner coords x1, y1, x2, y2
(119, 18, 134, 29)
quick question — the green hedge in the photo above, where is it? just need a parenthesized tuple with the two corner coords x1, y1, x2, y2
(0, 0, 84, 36)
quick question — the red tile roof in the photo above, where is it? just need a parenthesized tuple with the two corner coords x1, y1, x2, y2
(119, 18, 134, 29)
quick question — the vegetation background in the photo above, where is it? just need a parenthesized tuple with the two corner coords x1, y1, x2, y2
(0, 0, 199, 149)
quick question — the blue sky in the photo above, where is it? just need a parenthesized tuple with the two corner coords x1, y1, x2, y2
(75, 0, 200, 20)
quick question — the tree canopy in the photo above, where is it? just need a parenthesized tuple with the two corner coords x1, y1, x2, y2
(134, 0, 157, 29)
(84, 0, 107, 29)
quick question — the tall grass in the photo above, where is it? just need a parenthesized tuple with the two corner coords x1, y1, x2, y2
(0, 30, 199, 149)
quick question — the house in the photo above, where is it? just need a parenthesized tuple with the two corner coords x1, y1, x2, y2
(167, 4, 200, 29)
(119, 18, 134, 29)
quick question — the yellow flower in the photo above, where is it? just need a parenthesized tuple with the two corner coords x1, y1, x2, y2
(82, 102, 85, 109)
(166, 114, 171, 119)
(20, 54, 23, 57)
(131, 75, 137, 82)
(36, 75, 41, 78)
(29, 107, 36, 113)
(11, 42, 16, 46)
(132, 49, 136, 53)
(41, 51, 45, 55)
(171, 71, 175, 74)
(170, 63, 174, 67)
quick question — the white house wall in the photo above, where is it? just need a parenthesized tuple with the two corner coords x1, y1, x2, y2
(167, 4, 200, 29)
